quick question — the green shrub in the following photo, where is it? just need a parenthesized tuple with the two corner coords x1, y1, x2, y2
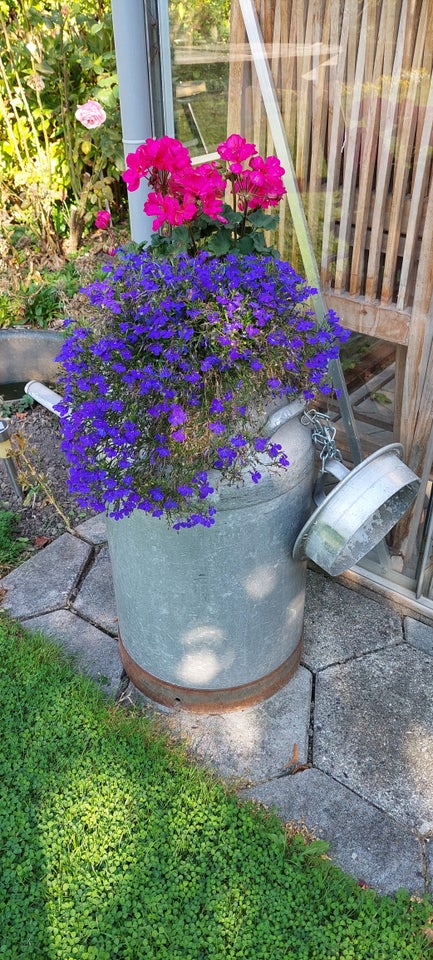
(0, 616, 431, 959)
(22, 281, 61, 327)
(0, 0, 123, 253)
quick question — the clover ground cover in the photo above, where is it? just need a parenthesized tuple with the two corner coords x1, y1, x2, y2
(0, 616, 432, 960)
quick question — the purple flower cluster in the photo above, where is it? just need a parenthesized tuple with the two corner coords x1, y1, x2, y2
(56, 248, 349, 526)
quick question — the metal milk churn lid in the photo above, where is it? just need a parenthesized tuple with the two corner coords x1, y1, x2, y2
(293, 410, 421, 576)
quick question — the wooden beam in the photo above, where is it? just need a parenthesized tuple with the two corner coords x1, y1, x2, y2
(324, 292, 411, 344)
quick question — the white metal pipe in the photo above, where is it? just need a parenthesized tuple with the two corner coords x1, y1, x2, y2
(111, 0, 153, 244)
(25, 380, 62, 416)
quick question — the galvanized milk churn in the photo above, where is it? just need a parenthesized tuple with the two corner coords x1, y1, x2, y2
(23, 381, 420, 714)
(105, 401, 420, 712)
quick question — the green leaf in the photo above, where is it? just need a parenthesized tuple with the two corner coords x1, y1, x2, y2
(206, 231, 233, 256)
(220, 204, 243, 227)
(170, 225, 191, 252)
(237, 235, 255, 254)
(248, 208, 280, 230)
(251, 231, 270, 253)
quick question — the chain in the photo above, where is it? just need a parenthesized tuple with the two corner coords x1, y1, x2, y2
(301, 409, 343, 472)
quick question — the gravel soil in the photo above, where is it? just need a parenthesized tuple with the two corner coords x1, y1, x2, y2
(0, 397, 94, 552)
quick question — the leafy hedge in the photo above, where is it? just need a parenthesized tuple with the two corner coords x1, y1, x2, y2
(0, 616, 431, 959)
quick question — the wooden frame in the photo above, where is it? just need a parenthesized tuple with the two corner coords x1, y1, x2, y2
(229, 0, 433, 568)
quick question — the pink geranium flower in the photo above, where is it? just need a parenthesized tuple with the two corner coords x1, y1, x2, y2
(144, 192, 197, 230)
(236, 154, 286, 211)
(123, 136, 191, 193)
(217, 134, 256, 173)
(75, 99, 106, 129)
(122, 133, 285, 248)
(174, 164, 226, 220)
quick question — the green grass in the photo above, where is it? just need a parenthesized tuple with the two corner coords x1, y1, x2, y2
(1, 615, 432, 960)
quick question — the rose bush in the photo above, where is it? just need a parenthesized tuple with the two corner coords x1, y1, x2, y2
(56, 135, 350, 528)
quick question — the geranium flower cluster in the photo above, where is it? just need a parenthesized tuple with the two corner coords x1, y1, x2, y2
(122, 133, 286, 256)
(56, 248, 349, 527)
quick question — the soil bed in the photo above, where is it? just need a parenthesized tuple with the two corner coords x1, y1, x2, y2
(0, 404, 94, 550)
(0, 234, 124, 556)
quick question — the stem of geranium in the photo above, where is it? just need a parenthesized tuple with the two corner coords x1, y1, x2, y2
(228, 174, 238, 242)
(187, 225, 197, 255)
(240, 203, 249, 239)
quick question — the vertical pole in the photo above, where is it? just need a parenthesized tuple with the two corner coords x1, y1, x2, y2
(111, 0, 153, 243)
(156, 0, 175, 137)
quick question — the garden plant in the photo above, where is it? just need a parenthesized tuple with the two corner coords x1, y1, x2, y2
(1, 614, 432, 960)
(56, 134, 350, 528)
(0, 0, 122, 255)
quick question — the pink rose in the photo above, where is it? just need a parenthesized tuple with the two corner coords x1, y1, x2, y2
(75, 99, 106, 129)
(95, 210, 111, 230)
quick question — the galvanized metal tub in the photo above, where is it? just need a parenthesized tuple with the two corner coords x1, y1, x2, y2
(0, 329, 64, 386)
(106, 401, 315, 712)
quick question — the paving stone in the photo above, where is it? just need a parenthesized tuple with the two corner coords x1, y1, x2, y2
(0, 533, 92, 620)
(314, 645, 433, 832)
(117, 681, 172, 716)
(72, 544, 117, 636)
(24, 608, 123, 697)
(405, 617, 433, 657)
(241, 768, 425, 895)
(162, 666, 312, 784)
(303, 570, 403, 669)
(74, 514, 108, 544)
(426, 838, 433, 888)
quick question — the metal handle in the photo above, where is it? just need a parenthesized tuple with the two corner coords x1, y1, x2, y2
(313, 457, 350, 506)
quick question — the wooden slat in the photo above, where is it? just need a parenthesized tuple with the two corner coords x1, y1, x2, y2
(250, 0, 267, 148)
(411, 0, 433, 184)
(402, 174, 433, 412)
(302, 0, 324, 205)
(320, 0, 354, 285)
(381, 1, 429, 304)
(280, 0, 297, 152)
(396, 163, 433, 560)
(349, 0, 390, 295)
(397, 342, 433, 564)
(227, 1, 249, 136)
(295, 1, 311, 191)
(273, 0, 293, 253)
(365, 0, 409, 299)
(325, 291, 411, 344)
(308, 0, 332, 245)
(334, 0, 371, 292)
(397, 43, 433, 307)
(393, 344, 407, 443)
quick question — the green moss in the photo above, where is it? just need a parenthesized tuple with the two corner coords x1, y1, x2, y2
(0, 615, 431, 959)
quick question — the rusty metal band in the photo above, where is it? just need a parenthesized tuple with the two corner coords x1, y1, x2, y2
(118, 633, 302, 713)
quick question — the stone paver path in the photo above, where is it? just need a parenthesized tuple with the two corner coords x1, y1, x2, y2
(1, 514, 432, 896)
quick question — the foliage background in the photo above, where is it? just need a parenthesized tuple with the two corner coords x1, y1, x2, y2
(0, 0, 122, 254)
